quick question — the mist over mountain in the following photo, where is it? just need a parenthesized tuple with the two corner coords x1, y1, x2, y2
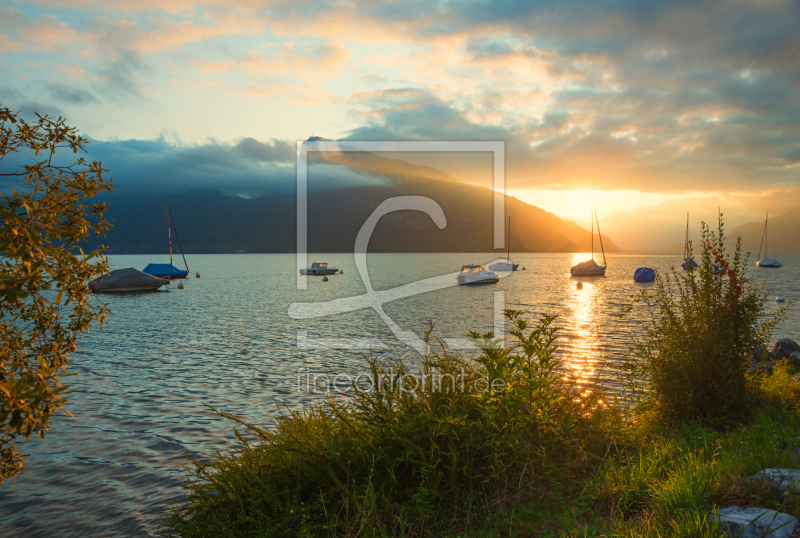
(96, 151, 619, 255)
(729, 208, 800, 256)
(595, 197, 791, 253)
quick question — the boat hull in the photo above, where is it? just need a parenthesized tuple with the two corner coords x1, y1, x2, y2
(91, 285, 166, 292)
(300, 268, 339, 275)
(757, 259, 782, 268)
(570, 266, 606, 276)
(488, 262, 519, 271)
(458, 276, 499, 285)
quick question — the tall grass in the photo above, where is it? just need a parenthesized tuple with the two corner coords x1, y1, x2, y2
(159, 312, 617, 537)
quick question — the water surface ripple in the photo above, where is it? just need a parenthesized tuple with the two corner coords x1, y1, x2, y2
(0, 253, 796, 536)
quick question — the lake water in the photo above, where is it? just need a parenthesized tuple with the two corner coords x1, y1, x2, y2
(0, 253, 796, 536)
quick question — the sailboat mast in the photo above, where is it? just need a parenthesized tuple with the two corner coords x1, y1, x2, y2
(594, 200, 607, 267)
(168, 204, 190, 272)
(167, 203, 173, 265)
(591, 205, 594, 261)
(507, 216, 511, 261)
(684, 212, 689, 260)
(765, 210, 769, 257)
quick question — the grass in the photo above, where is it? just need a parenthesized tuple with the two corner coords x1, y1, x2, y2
(158, 318, 800, 538)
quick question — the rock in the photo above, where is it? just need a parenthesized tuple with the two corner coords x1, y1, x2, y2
(748, 468, 800, 494)
(748, 345, 769, 363)
(790, 352, 800, 368)
(749, 360, 777, 375)
(771, 338, 800, 362)
(712, 506, 797, 538)
(791, 376, 800, 384)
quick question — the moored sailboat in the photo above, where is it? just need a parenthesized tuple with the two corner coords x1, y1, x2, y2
(757, 210, 782, 268)
(143, 203, 190, 279)
(681, 212, 698, 270)
(570, 199, 607, 276)
(489, 216, 520, 272)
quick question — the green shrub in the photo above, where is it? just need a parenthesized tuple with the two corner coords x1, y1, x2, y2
(620, 217, 786, 423)
(159, 312, 615, 537)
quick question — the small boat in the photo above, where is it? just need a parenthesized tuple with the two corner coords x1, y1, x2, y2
(777, 296, 786, 302)
(633, 267, 655, 282)
(757, 210, 782, 268)
(300, 262, 339, 276)
(570, 198, 607, 276)
(144, 203, 190, 279)
(457, 265, 499, 285)
(489, 216, 519, 271)
(89, 268, 170, 292)
(681, 212, 698, 270)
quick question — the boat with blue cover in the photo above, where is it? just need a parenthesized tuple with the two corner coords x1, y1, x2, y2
(633, 267, 655, 282)
(143, 203, 190, 279)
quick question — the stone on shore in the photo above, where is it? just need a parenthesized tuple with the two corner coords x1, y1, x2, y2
(771, 338, 800, 362)
(748, 468, 800, 494)
(712, 506, 797, 538)
(748, 345, 769, 363)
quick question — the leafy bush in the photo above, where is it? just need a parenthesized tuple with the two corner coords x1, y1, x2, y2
(0, 107, 113, 482)
(621, 217, 785, 423)
(160, 312, 614, 537)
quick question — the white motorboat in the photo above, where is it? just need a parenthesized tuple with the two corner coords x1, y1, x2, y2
(89, 268, 171, 292)
(757, 211, 782, 268)
(300, 262, 339, 275)
(570, 198, 607, 277)
(457, 265, 499, 285)
(489, 216, 520, 271)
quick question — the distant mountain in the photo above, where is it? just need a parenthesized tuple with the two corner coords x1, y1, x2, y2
(94, 151, 619, 254)
(597, 194, 800, 253)
(729, 207, 800, 255)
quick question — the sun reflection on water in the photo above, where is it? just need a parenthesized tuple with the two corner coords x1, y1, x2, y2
(562, 253, 606, 385)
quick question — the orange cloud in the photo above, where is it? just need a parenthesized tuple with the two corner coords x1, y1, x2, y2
(0, 32, 24, 53)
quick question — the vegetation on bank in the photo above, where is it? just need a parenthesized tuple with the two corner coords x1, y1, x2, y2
(0, 107, 113, 482)
(160, 222, 798, 537)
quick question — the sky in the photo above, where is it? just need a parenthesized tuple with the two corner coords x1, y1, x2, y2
(1, 0, 799, 227)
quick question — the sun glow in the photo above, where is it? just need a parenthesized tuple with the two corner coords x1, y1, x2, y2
(506, 189, 688, 222)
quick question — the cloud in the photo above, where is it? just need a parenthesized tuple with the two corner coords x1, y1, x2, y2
(241, 82, 337, 104)
(37, 135, 387, 197)
(0, 32, 24, 52)
(190, 41, 353, 81)
(97, 48, 147, 101)
(343, 84, 800, 194)
(44, 82, 99, 104)
(3, 0, 799, 200)
(0, 86, 67, 121)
